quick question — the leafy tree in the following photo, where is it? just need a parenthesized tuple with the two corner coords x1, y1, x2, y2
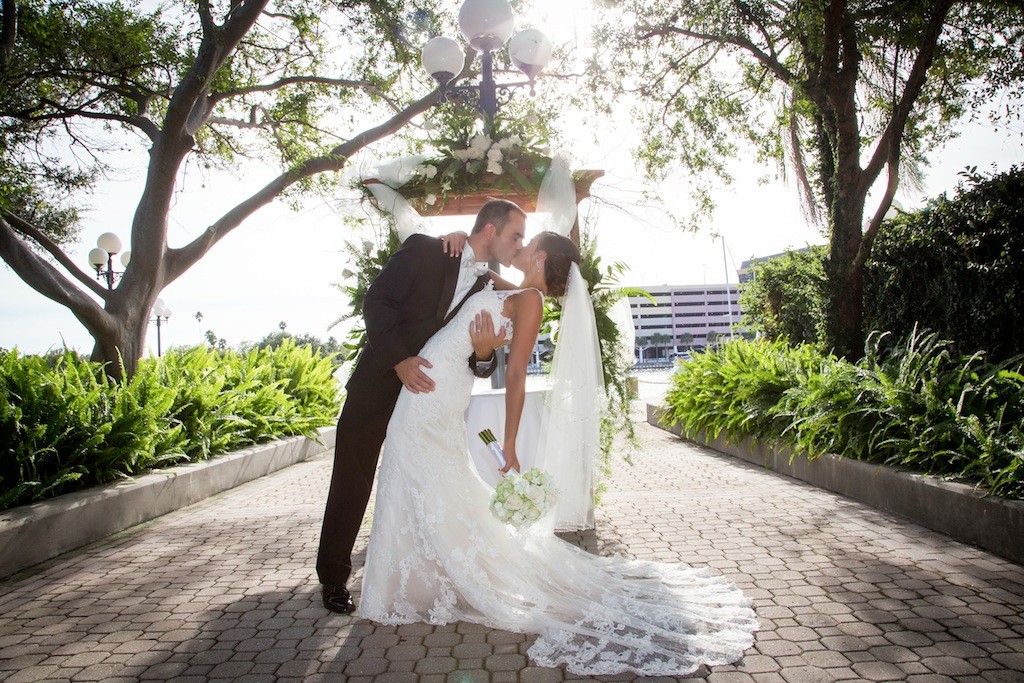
(0, 0, 456, 379)
(739, 246, 828, 346)
(677, 332, 694, 348)
(591, 0, 1024, 359)
(650, 331, 672, 357)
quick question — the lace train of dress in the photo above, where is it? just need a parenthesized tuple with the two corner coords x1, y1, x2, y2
(360, 288, 758, 676)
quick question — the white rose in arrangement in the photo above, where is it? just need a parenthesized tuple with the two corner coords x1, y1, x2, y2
(504, 493, 524, 511)
(452, 149, 469, 161)
(487, 147, 503, 162)
(486, 160, 503, 175)
(425, 194, 437, 205)
(423, 165, 438, 178)
(466, 145, 486, 160)
(469, 134, 491, 151)
(341, 268, 354, 279)
(526, 113, 540, 126)
(362, 240, 374, 254)
(496, 137, 514, 151)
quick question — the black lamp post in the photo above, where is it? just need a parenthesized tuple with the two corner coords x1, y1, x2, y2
(87, 232, 130, 290)
(420, 0, 552, 128)
(152, 299, 172, 357)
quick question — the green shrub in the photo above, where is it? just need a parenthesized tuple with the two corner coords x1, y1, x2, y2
(865, 166, 1024, 362)
(739, 246, 828, 347)
(662, 334, 1024, 499)
(0, 343, 341, 511)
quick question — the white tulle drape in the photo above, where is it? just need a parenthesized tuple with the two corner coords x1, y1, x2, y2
(534, 263, 603, 531)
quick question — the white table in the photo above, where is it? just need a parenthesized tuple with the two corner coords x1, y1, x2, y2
(464, 386, 547, 488)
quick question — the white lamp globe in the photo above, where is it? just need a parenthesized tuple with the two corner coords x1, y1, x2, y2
(459, 0, 514, 52)
(88, 247, 108, 268)
(120, 250, 132, 267)
(509, 29, 552, 79)
(96, 232, 122, 254)
(163, 308, 172, 319)
(422, 36, 465, 86)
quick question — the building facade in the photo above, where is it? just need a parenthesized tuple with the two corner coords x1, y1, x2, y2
(628, 284, 742, 359)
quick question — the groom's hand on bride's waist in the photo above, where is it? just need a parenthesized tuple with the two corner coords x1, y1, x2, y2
(395, 356, 435, 393)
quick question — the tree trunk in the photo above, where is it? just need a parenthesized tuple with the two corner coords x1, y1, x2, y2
(824, 193, 866, 360)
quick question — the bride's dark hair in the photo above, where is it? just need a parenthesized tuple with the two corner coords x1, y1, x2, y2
(537, 232, 581, 298)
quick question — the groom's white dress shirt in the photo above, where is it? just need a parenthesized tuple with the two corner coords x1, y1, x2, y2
(447, 244, 487, 316)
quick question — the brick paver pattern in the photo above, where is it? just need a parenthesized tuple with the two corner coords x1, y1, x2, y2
(1, 416, 1023, 682)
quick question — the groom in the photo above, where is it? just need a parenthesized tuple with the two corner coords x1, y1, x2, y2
(317, 198, 527, 614)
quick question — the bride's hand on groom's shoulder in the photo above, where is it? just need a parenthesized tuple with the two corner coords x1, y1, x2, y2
(394, 356, 435, 393)
(440, 231, 468, 257)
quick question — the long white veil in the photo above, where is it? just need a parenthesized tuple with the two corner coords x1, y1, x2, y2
(534, 263, 604, 531)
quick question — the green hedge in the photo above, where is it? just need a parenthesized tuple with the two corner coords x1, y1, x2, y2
(662, 333, 1024, 499)
(0, 340, 341, 511)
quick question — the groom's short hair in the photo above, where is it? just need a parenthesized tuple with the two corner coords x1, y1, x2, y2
(472, 199, 526, 235)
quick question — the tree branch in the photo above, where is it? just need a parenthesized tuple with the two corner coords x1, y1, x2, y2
(31, 98, 160, 140)
(1, 210, 110, 298)
(856, 154, 899, 272)
(210, 75, 379, 102)
(860, 0, 956, 193)
(0, 216, 112, 337)
(640, 23, 798, 86)
(165, 89, 443, 282)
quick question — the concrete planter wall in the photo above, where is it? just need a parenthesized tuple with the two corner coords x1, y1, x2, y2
(647, 405, 1024, 566)
(0, 426, 336, 579)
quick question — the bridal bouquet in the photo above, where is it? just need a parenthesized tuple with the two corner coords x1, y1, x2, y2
(491, 468, 558, 529)
(479, 430, 557, 528)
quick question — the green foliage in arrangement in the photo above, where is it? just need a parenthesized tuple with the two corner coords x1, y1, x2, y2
(739, 246, 828, 348)
(864, 165, 1024, 362)
(0, 342, 341, 511)
(331, 228, 403, 363)
(662, 332, 1024, 499)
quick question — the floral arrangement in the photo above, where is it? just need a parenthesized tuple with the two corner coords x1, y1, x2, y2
(393, 106, 555, 211)
(490, 467, 558, 529)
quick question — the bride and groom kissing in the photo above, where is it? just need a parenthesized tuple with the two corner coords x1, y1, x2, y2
(315, 199, 758, 676)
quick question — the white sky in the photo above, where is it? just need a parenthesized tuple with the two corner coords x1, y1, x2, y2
(1, 1, 1022, 356)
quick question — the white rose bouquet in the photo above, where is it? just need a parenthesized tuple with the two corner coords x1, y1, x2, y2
(489, 468, 558, 529)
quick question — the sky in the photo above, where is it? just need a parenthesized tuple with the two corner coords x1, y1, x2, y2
(1, 2, 1022, 357)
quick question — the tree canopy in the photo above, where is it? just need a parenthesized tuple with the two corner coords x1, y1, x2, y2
(589, 0, 1024, 358)
(0, 0, 454, 376)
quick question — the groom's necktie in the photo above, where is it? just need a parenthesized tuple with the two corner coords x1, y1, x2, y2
(447, 244, 485, 316)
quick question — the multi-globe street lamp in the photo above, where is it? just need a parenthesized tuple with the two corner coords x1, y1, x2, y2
(152, 298, 172, 357)
(420, 0, 552, 125)
(87, 232, 130, 290)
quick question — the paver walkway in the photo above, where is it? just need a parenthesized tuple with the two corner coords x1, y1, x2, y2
(1, 402, 1023, 681)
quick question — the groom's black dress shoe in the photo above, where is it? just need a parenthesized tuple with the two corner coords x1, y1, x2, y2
(322, 584, 356, 614)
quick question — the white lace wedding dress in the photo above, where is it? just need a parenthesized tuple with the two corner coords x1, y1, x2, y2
(360, 287, 758, 676)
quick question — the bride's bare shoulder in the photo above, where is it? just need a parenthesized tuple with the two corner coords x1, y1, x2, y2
(504, 288, 543, 322)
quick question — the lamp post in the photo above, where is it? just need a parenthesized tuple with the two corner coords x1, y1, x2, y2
(152, 298, 172, 357)
(420, 1, 553, 389)
(420, 0, 552, 129)
(87, 232, 131, 290)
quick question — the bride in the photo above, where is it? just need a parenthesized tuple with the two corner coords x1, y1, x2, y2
(360, 231, 758, 676)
